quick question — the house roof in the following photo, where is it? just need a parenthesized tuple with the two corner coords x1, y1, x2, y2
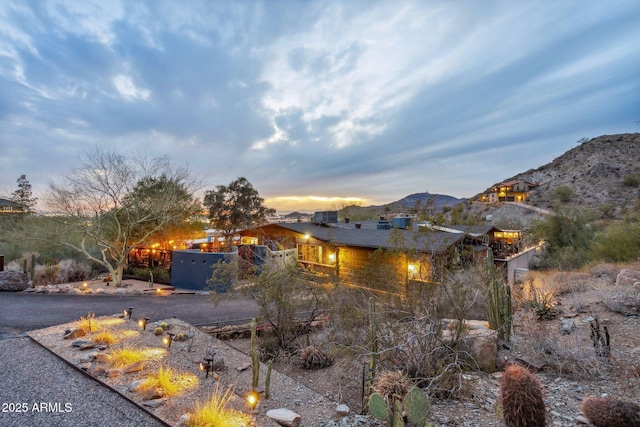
(0, 198, 22, 208)
(247, 222, 485, 254)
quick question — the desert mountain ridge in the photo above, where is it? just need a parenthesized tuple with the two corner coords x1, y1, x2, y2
(278, 133, 639, 220)
(480, 133, 640, 216)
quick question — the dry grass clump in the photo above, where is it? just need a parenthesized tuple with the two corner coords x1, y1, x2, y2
(371, 370, 411, 400)
(552, 272, 594, 295)
(137, 366, 199, 397)
(187, 384, 253, 427)
(514, 316, 603, 379)
(109, 346, 166, 368)
(76, 312, 124, 333)
(92, 330, 118, 345)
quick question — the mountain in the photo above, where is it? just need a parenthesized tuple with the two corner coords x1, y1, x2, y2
(480, 133, 640, 218)
(393, 192, 465, 210)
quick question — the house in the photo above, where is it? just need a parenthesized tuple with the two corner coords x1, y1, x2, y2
(239, 218, 491, 292)
(484, 179, 542, 203)
(0, 198, 23, 214)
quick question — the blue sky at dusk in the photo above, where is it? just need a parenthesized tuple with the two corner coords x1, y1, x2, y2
(1, 1, 639, 212)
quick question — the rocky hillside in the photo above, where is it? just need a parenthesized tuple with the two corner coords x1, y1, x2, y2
(486, 133, 640, 217)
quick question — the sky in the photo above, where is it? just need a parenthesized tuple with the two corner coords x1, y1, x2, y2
(0, 1, 639, 213)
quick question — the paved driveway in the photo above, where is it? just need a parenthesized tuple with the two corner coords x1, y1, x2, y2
(0, 292, 260, 338)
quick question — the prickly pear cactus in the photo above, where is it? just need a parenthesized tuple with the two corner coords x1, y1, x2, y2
(404, 387, 430, 425)
(393, 399, 405, 427)
(369, 393, 387, 421)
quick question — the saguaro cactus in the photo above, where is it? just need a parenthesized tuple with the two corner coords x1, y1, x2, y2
(250, 318, 260, 389)
(485, 252, 512, 341)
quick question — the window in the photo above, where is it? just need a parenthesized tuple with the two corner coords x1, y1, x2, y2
(297, 244, 322, 264)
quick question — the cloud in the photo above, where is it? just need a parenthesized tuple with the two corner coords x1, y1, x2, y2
(0, 0, 639, 212)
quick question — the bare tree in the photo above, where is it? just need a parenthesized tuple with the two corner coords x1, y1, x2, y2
(46, 147, 201, 286)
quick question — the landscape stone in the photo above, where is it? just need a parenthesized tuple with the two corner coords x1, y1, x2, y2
(106, 369, 121, 378)
(94, 353, 112, 364)
(138, 387, 163, 401)
(63, 328, 86, 339)
(87, 366, 105, 377)
(72, 339, 91, 347)
(142, 398, 167, 408)
(128, 379, 145, 392)
(79, 342, 96, 350)
(266, 408, 302, 427)
(515, 355, 545, 371)
(173, 414, 189, 427)
(0, 271, 29, 291)
(336, 404, 350, 417)
(79, 353, 97, 363)
(124, 361, 144, 373)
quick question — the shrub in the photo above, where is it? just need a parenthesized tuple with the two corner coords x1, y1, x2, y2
(56, 259, 92, 283)
(187, 384, 252, 427)
(623, 173, 640, 188)
(109, 347, 165, 368)
(499, 364, 546, 427)
(4, 260, 23, 272)
(371, 370, 411, 400)
(92, 331, 118, 345)
(551, 186, 573, 203)
(33, 264, 59, 286)
(154, 327, 164, 336)
(590, 222, 640, 262)
(137, 366, 199, 397)
(300, 345, 334, 370)
(580, 395, 640, 427)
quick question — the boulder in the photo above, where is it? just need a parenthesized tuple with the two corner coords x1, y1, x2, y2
(441, 319, 497, 373)
(616, 269, 640, 287)
(0, 271, 29, 291)
(266, 408, 301, 427)
(336, 404, 350, 417)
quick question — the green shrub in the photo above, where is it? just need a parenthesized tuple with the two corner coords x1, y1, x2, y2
(623, 173, 640, 188)
(551, 185, 574, 203)
(590, 222, 640, 262)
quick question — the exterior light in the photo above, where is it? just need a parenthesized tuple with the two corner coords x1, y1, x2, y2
(124, 307, 134, 319)
(199, 356, 214, 378)
(156, 288, 162, 294)
(328, 253, 336, 263)
(407, 263, 416, 272)
(246, 389, 259, 410)
(303, 234, 310, 240)
(163, 332, 175, 348)
(138, 317, 150, 330)
(82, 282, 88, 289)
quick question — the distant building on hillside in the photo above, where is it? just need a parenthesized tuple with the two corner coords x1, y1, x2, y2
(483, 179, 542, 203)
(0, 198, 24, 214)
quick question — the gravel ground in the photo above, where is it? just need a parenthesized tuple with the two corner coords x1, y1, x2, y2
(0, 337, 165, 427)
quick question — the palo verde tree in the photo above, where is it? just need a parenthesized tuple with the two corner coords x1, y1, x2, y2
(46, 148, 201, 286)
(203, 177, 275, 244)
(11, 174, 37, 213)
